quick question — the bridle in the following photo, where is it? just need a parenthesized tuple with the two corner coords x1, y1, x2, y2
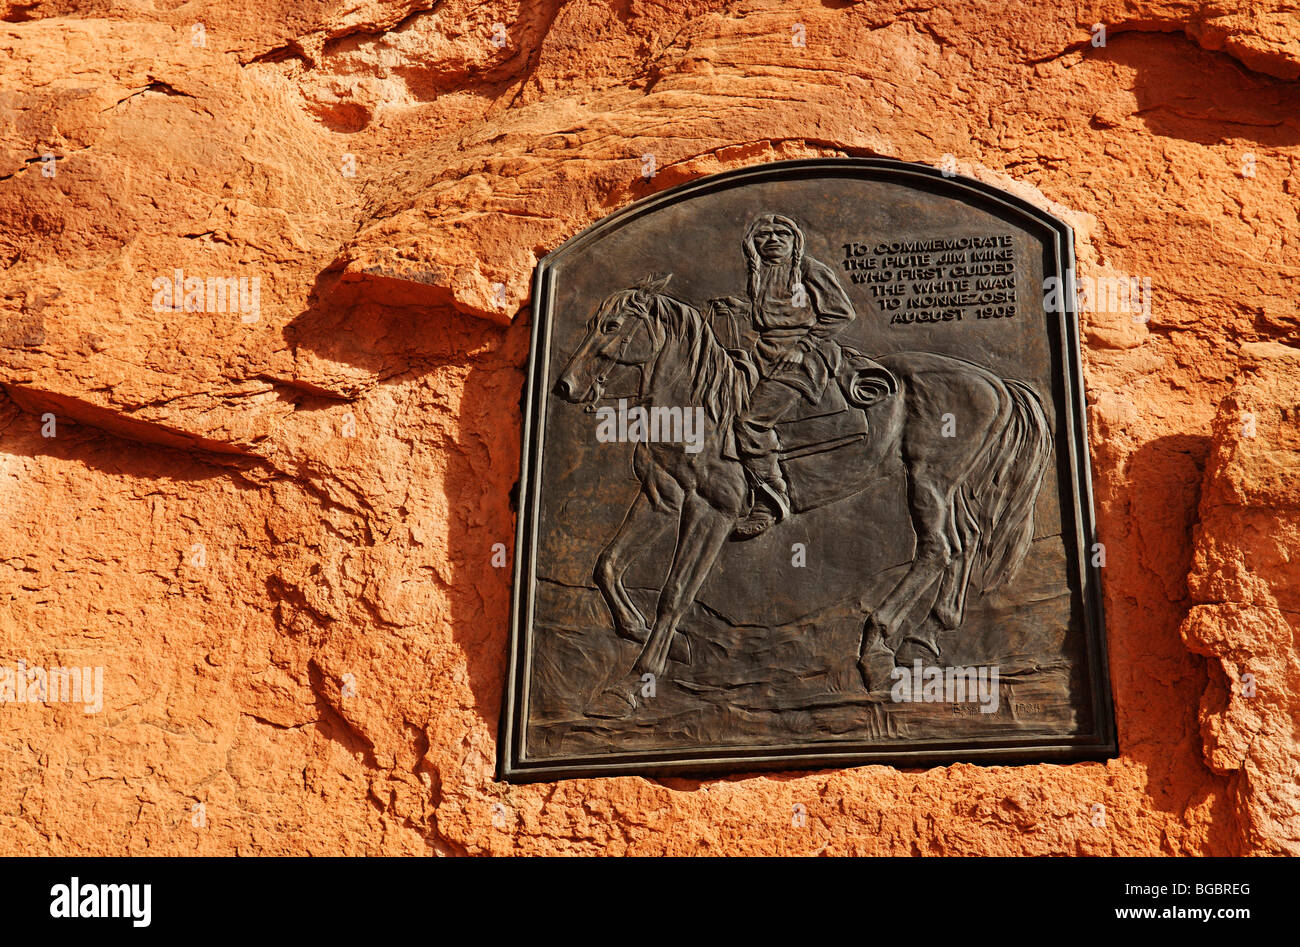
(586, 292, 667, 407)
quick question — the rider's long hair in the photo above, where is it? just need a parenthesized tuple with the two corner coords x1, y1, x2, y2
(743, 214, 805, 304)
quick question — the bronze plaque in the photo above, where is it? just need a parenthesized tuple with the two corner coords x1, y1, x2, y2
(498, 158, 1115, 782)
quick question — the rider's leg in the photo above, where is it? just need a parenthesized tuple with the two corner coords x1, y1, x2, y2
(733, 379, 801, 538)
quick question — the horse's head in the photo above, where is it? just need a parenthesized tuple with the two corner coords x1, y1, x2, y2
(554, 274, 672, 408)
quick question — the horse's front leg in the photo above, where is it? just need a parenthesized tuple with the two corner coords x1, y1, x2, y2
(586, 491, 732, 718)
(595, 489, 669, 642)
(595, 489, 691, 664)
(636, 491, 732, 679)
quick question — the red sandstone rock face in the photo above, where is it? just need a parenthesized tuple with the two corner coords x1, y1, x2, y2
(1180, 343, 1300, 855)
(0, 1, 1296, 854)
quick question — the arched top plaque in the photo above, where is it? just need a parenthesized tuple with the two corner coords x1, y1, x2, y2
(499, 158, 1115, 782)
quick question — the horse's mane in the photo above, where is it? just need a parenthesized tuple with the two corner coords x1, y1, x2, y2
(644, 293, 748, 430)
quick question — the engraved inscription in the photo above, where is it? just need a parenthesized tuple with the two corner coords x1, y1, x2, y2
(841, 234, 1017, 325)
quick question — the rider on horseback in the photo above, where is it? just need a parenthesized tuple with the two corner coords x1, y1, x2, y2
(713, 214, 859, 539)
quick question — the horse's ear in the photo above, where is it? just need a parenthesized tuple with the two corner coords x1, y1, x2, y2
(634, 273, 672, 295)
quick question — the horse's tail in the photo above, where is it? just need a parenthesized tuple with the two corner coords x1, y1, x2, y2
(963, 378, 1053, 594)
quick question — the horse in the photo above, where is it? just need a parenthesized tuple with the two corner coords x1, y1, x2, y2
(553, 275, 1053, 718)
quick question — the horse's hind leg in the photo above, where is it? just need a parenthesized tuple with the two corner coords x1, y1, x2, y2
(858, 469, 953, 691)
(895, 508, 979, 665)
(931, 493, 981, 631)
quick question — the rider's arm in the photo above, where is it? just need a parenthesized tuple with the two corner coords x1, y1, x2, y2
(798, 261, 856, 350)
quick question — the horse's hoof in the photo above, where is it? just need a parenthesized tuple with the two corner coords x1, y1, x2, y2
(614, 620, 650, 645)
(858, 646, 898, 698)
(584, 685, 639, 720)
(668, 634, 690, 664)
(894, 636, 940, 667)
(614, 622, 690, 664)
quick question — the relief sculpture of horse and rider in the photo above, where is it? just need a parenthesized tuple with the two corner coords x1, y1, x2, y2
(553, 213, 1053, 719)
(499, 159, 1115, 781)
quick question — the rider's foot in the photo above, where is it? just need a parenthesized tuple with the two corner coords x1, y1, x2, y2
(732, 498, 779, 540)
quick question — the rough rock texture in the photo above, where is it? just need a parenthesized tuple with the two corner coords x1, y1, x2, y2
(0, 0, 1296, 854)
(1179, 342, 1300, 855)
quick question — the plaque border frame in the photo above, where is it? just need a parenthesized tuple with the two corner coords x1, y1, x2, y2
(498, 157, 1117, 783)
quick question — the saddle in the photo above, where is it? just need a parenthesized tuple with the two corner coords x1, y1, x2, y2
(707, 297, 900, 463)
(777, 346, 899, 456)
